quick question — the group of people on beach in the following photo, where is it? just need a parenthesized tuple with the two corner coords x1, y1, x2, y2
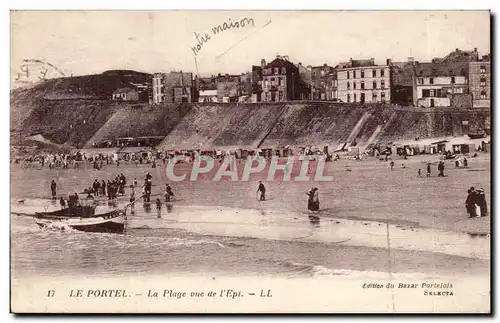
(82, 173, 128, 200)
(256, 181, 320, 212)
(465, 187, 488, 218)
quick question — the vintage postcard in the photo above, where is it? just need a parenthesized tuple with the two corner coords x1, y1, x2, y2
(10, 10, 491, 313)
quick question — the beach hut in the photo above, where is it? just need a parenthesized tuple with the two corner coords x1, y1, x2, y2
(431, 140, 448, 154)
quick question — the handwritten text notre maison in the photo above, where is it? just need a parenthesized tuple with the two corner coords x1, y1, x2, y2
(191, 17, 255, 57)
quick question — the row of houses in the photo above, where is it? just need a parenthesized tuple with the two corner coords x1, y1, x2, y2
(111, 48, 491, 108)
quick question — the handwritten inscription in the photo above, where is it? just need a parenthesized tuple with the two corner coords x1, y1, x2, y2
(191, 17, 255, 57)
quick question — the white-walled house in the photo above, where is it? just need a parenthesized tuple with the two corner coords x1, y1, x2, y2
(413, 63, 469, 108)
(336, 58, 391, 104)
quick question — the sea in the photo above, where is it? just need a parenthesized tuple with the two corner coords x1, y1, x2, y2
(11, 197, 490, 281)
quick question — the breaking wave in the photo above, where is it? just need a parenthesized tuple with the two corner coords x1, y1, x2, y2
(277, 260, 431, 280)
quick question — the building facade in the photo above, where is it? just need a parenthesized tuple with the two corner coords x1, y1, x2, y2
(311, 64, 335, 100)
(413, 63, 469, 108)
(112, 88, 139, 101)
(336, 58, 391, 104)
(469, 58, 491, 108)
(215, 74, 241, 102)
(152, 71, 194, 104)
(261, 56, 309, 102)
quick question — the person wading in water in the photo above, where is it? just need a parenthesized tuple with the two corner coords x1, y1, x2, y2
(306, 187, 320, 211)
(257, 181, 266, 201)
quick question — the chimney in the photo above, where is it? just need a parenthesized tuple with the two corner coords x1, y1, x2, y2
(323, 63, 327, 67)
(283, 55, 289, 61)
(386, 58, 392, 66)
(298, 62, 302, 66)
(261, 59, 266, 68)
(276, 53, 281, 59)
(456, 48, 459, 52)
(370, 58, 375, 65)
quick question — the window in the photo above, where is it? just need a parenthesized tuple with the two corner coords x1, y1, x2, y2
(274, 68, 279, 75)
(480, 90, 487, 99)
(353, 82, 357, 90)
(429, 78, 434, 85)
(381, 80, 385, 89)
(422, 89, 430, 97)
(381, 92, 386, 102)
(418, 78, 424, 85)
(380, 69, 385, 77)
(347, 82, 350, 90)
(353, 71, 356, 78)
(281, 67, 286, 74)
(321, 70, 325, 76)
(480, 78, 486, 86)
(361, 81, 365, 90)
(347, 71, 350, 79)
(372, 92, 377, 102)
(373, 81, 377, 89)
(451, 77, 455, 84)
(429, 89, 435, 97)
(278, 91, 284, 101)
(354, 93, 357, 102)
(372, 70, 376, 77)
(480, 65, 486, 73)
(361, 70, 365, 78)
(347, 94, 350, 103)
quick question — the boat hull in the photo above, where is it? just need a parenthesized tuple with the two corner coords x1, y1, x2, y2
(34, 211, 126, 234)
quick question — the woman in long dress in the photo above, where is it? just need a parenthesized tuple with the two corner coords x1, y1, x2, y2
(306, 187, 320, 211)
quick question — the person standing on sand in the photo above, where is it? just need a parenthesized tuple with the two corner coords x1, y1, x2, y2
(438, 161, 445, 177)
(50, 180, 57, 199)
(59, 196, 66, 209)
(306, 187, 320, 211)
(92, 179, 100, 196)
(101, 180, 106, 197)
(156, 198, 162, 218)
(417, 169, 422, 177)
(476, 188, 487, 217)
(390, 160, 395, 171)
(164, 184, 174, 202)
(466, 187, 477, 218)
(257, 181, 266, 201)
(426, 163, 431, 177)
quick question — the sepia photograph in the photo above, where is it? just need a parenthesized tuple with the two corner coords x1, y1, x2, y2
(9, 10, 491, 313)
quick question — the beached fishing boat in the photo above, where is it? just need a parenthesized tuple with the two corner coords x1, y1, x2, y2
(34, 205, 126, 234)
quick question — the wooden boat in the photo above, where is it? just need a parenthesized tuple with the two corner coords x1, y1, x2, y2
(34, 205, 126, 234)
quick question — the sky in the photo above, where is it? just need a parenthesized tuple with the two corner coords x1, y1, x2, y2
(10, 10, 490, 83)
